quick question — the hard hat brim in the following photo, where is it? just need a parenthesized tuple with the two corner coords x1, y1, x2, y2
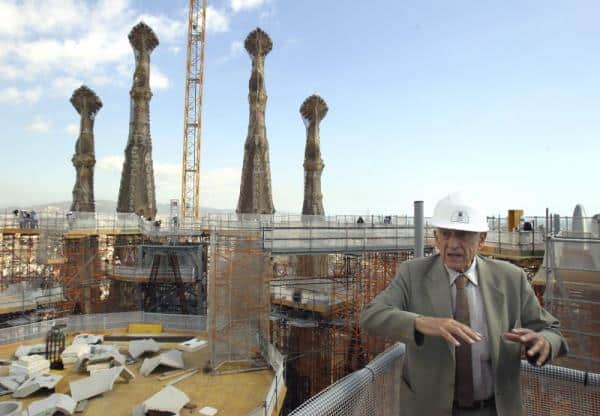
(429, 219, 489, 233)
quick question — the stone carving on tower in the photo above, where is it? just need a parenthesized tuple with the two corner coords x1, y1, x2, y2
(236, 28, 275, 214)
(300, 95, 328, 216)
(117, 22, 158, 219)
(70, 85, 102, 212)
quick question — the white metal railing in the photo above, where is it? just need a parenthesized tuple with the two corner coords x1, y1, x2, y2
(289, 343, 600, 416)
(0, 312, 206, 345)
(248, 338, 286, 416)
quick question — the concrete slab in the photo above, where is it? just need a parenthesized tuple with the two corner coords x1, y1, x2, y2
(72, 334, 103, 345)
(9, 355, 50, 377)
(69, 365, 135, 402)
(74, 345, 125, 372)
(13, 373, 62, 398)
(0, 401, 21, 416)
(0, 374, 27, 392)
(142, 385, 189, 415)
(61, 344, 91, 365)
(23, 393, 76, 416)
(139, 350, 184, 377)
(128, 339, 160, 359)
(14, 344, 45, 359)
(177, 338, 207, 352)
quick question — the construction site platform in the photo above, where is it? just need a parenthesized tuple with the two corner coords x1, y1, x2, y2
(0, 328, 281, 416)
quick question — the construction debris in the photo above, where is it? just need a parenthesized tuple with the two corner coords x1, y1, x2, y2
(137, 385, 190, 415)
(198, 406, 218, 416)
(140, 350, 184, 376)
(61, 344, 91, 365)
(0, 374, 27, 392)
(74, 399, 87, 413)
(13, 373, 62, 398)
(156, 368, 188, 381)
(0, 401, 21, 416)
(14, 344, 46, 359)
(72, 334, 104, 345)
(74, 345, 125, 372)
(69, 366, 133, 402)
(22, 393, 76, 416)
(177, 338, 207, 352)
(166, 368, 198, 386)
(9, 355, 50, 377)
(128, 339, 160, 359)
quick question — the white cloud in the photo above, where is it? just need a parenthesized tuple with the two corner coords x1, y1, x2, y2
(65, 123, 79, 137)
(0, 86, 41, 104)
(150, 66, 170, 90)
(230, 0, 268, 12)
(170, 46, 181, 54)
(0, 0, 188, 92)
(26, 117, 51, 133)
(206, 6, 230, 33)
(216, 40, 244, 64)
(97, 155, 124, 172)
(200, 167, 240, 208)
(52, 77, 83, 96)
(138, 13, 186, 43)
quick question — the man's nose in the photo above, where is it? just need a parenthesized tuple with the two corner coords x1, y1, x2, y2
(447, 235, 462, 248)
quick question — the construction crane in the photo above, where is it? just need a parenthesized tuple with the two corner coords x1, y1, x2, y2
(180, 0, 207, 225)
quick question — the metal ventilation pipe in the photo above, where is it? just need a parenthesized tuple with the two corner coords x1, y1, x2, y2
(414, 201, 424, 258)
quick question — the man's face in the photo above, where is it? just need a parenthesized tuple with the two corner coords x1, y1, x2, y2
(434, 228, 486, 272)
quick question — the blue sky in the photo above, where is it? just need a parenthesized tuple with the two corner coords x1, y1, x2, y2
(0, 0, 599, 216)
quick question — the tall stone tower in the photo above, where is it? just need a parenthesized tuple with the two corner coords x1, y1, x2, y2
(70, 85, 102, 212)
(300, 95, 328, 216)
(117, 22, 158, 219)
(236, 28, 275, 214)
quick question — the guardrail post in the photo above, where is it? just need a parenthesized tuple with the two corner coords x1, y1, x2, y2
(414, 201, 424, 258)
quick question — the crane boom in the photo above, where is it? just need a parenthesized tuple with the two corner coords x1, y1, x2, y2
(180, 0, 207, 225)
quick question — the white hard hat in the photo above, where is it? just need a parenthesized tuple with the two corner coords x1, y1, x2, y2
(430, 192, 489, 232)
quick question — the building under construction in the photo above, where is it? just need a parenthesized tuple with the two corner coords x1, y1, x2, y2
(0, 6, 599, 416)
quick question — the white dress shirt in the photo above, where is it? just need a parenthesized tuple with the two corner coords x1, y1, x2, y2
(445, 258, 494, 400)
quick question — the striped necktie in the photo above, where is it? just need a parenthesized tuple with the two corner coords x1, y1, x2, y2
(454, 274, 474, 406)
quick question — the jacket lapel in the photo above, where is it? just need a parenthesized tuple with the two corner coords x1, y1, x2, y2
(477, 256, 506, 373)
(425, 256, 454, 355)
(424, 255, 453, 319)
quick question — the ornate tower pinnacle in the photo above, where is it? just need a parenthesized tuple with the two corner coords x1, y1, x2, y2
(236, 28, 275, 214)
(70, 85, 102, 212)
(300, 94, 328, 215)
(117, 22, 159, 219)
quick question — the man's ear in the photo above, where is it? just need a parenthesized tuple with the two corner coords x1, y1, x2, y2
(478, 232, 487, 248)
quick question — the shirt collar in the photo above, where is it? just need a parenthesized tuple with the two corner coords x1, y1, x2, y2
(445, 257, 478, 287)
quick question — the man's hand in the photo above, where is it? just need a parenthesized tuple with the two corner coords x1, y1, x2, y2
(415, 316, 482, 346)
(503, 328, 550, 366)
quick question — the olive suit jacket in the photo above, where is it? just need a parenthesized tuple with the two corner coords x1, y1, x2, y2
(360, 254, 567, 416)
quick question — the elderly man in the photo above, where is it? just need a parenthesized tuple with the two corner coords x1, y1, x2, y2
(360, 193, 567, 415)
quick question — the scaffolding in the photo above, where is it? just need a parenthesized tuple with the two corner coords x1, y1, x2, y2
(270, 250, 413, 412)
(208, 230, 271, 373)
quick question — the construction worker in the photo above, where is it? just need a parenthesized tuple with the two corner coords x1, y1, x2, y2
(361, 193, 567, 415)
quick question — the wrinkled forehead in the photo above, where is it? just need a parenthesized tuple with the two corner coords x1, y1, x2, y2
(435, 228, 486, 239)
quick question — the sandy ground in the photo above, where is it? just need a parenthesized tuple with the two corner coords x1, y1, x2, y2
(0, 330, 278, 415)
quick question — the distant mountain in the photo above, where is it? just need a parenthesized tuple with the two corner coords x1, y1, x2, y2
(1, 200, 234, 215)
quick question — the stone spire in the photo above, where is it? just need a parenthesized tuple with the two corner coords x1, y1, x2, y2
(117, 22, 159, 219)
(70, 85, 102, 212)
(236, 28, 275, 214)
(300, 95, 328, 215)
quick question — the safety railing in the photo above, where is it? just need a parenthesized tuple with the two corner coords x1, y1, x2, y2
(0, 312, 206, 345)
(248, 337, 287, 416)
(289, 343, 600, 416)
